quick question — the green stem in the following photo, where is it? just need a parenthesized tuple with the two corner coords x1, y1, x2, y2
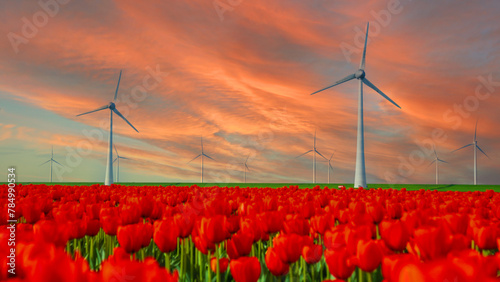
(367, 271, 373, 282)
(358, 268, 363, 282)
(165, 252, 170, 271)
(208, 250, 212, 282)
(216, 244, 221, 282)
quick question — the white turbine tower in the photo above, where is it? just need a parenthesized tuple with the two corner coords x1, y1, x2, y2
(296, 131, 327, 184)
(452, 121, 489, 185)
(40, 146, 62, 183)
(327, 152, 335, 184)
(188, 137, 215, 183)
(429, 146, 448, 185)
(77, 70, 139, 185)
(113, 145, 130, 183)
(241, 155, 251, 184)
(310, 22, 401, 188)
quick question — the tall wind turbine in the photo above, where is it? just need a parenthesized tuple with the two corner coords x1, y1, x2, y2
(296, 131, 327, 184)
(40, 146, 62, 183)
(429, 146, 447, 185)
(327, 152, 335, 184)
(452, 121, 489, 185)
(113, 145, 130, 183)
(241, 155, 251, 184)
(310, 22, 401, 188)
(188, 137, 215, 183)
(77, 70, 139, 185)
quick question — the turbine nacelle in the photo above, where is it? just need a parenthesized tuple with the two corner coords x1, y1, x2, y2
(109, 102, 116, 110)
(355, 69, 366, 79)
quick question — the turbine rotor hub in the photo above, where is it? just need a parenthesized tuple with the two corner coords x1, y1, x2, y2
(109, 102, 116, 110)
(355, 69, 365, 79)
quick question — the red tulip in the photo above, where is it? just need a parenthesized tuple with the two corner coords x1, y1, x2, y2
(227, 231, 254, 259)
(353, 239, 383, 272)
(474, 225, 498, 250)
(210, 257, 229, 273)
(325, 248, 355, 280)
(273, 234, 312, 264)
(230, 256, 261, 282)
(413, 224, 452, 261)
(367, 202, 384, 224)
(302, 244, 323, 264)
(265, 247, 289, 276)
(379, 220, 409, 252)
(117, 223, 153, 254)
(153, 220, 179, 253)
(199, 215, 230, 245)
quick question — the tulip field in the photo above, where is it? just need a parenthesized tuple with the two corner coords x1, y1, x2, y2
(2, 184, 500, 281)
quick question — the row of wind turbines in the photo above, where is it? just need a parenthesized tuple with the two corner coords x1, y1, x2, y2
(41, 22, 491, 186)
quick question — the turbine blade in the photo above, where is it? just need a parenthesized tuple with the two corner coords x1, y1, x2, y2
(112, 108, 139, 133)
(474, 119, 478, 141)
(329, 164, 334, 170)
(428, 159, 436, 167)
(51, 146, 53, 157)
(201, 137, 203, 152)
(113, 158, 118, 163)
(359, 22, 369, 70)
(329, 152, 334, 161)
(76, 105, 109, 117)
(295, 150, 313, 159)
(315, 150, 328, 160)
(114, 70, 122, 101)
(203, 153, 215, 161)
(245, 164, 250, 171)
(245, 154, 250, 163)
(476, 145, 490, 159)
(39, 160, 50, 166)
(433, 145, 437, 158)
(310, 74, 356, 95)
(451, 144, 473, 153)
(362, 78, 401, 109)
(114, 145, 118, 157)
(187, 154, 202, 164)
(52, 159, 63, 166)
(438, 159, 448, 163)
(119, 156, 130, 160)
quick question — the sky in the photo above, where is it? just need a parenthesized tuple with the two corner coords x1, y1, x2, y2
(0, 0, 499, 185)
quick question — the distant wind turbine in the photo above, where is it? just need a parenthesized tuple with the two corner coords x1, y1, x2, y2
(310, 22, 401, 188)
(188, 137, 215, 183)
(296, 131, 327, 184)
(113, 145, 130, 183)
(452, 121, 489, 185)
(77, 70, 139, 185)
(429, 146, 447, 185)
(327, 152, 335, 184)
(241, 155, 251, 184)
(40, 146, 62, 183)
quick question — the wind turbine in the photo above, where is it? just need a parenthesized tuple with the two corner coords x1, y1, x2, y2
(428, 146, 447, 185)
(40, 146, 62, 183)
(310, 22, 401, 188)
(296, 131, 327, 184)
(327, 152, 335, 184)
(452, 121, 489, 185)
(241, 155, 251, 184)
(77, 70, 139, 185)
(113, 145, 130, 183)
(188, 137, 215, 183)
